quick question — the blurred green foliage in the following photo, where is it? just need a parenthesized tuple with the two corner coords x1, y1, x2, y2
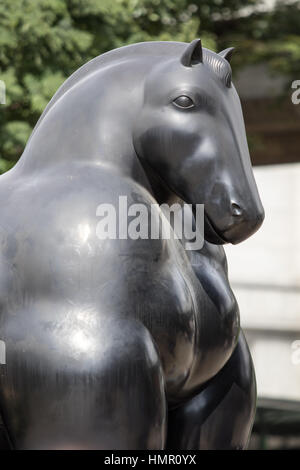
(0, 0, 299, 171)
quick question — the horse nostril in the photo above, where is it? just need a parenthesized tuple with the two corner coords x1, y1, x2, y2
(231, 202, 243, 217)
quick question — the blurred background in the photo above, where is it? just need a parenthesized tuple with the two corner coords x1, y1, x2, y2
(0, 0, 299, 449)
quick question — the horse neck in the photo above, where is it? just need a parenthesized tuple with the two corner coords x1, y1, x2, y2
(16, 62, 148, 186)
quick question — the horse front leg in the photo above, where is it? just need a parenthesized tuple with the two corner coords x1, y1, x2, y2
(166, 331, 256, 450)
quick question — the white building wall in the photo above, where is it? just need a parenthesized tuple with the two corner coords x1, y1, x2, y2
(225, 163, 300, 403)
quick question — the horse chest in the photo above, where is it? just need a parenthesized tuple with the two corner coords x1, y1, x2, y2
(131, 244, 239, 402)
(166, 245, 240, 398)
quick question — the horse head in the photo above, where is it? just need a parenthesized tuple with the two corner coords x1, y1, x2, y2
(133, 39, 264, 244)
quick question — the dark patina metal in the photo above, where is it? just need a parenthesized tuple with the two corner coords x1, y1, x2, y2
(0, 39, 264, 449)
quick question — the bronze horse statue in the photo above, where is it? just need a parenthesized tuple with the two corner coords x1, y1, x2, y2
(0, 39, 264, 449)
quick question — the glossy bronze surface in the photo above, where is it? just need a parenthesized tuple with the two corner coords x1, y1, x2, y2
(0, 39, 264, 449)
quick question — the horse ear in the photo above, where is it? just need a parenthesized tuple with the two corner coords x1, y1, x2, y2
(180, 39, 203, 67)
(218, 47, 235, 63)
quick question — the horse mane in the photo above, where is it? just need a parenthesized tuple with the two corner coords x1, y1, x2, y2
(203, 49, 232, 88)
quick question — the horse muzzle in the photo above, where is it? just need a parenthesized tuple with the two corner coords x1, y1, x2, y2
(222, 206, 265, 244)
(204, 202, 265, 245)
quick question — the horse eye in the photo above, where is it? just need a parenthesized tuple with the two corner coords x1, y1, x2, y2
(173, 95, 194, 109)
